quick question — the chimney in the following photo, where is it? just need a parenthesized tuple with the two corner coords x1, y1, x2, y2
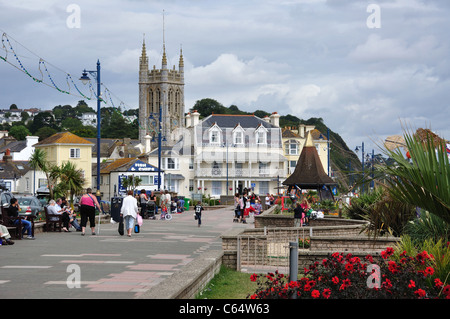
(185, 112, 191, 128)
(145, 134, 152, 153)
(26, 135, 39, 147)
(270, 112, 280, 127)
(191, 110, 200, 127)
(263, 116, 270, 123)
(3, 148, 12, 163)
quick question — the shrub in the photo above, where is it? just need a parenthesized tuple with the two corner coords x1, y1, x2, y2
(248, 247, 449, 299)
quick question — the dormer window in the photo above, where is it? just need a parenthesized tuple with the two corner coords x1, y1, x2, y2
(255, 125, 268, 145)
(232, 124, 245, 145)
(208, 123, 222, 145)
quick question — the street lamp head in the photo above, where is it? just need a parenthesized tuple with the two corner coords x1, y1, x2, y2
(79, 70, 91, 85)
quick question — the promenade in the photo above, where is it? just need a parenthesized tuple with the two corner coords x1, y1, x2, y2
(0, 206, 251, 299)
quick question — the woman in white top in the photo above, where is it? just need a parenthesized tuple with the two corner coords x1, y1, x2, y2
(120, 190, 139, 237)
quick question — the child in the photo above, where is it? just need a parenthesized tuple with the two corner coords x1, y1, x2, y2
(160, 203, 168, 220)
(194, 201, 204, 227)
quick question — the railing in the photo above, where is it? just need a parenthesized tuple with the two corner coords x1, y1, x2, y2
(194, 168, 285, 178)
(237, 227, 311, 274)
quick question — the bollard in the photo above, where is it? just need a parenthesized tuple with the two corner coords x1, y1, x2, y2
(289, 241, 299, 299)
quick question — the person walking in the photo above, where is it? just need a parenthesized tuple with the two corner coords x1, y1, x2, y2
(293, 202, 305, 228)
(79, 188, 102, 236)
(120, 190, 139, 237)
(194, 201, 204, 227)
(139, 189, 149, 219)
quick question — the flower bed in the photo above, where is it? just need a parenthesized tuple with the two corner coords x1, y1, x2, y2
(248, 247, 450, 299)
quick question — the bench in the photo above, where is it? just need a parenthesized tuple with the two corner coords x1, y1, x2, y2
(43, 206, 63, 232)
(1, 206, 24, 239)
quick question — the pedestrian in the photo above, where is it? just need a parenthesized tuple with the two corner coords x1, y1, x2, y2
(293, 202, 305, 228)
(194, 201, 204, 227)
(7, 198, 35, 239)
(234, 193, 241, 222)
(120, 190, 139, 237)
(79, 188, 102, 236)
(139, 189, 149, 219)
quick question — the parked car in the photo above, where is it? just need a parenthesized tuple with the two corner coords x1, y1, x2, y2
(15, 195, 44, 217)
(1, 190, 13, 208)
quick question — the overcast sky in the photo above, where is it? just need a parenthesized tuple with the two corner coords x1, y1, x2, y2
(0, 0, 449, 154)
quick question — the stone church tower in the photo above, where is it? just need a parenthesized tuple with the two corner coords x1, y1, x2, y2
(138, 38, 185, 145)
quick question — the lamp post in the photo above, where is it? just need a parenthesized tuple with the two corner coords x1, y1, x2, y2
(149, 105, 165, 191)
(355, 142, 365, 195)
(80, 60, 101, 197)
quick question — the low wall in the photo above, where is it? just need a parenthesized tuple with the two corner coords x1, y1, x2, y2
(138, 250, 223, 299)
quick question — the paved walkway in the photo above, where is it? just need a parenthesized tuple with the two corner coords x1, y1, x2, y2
(0, 206, 250, 299)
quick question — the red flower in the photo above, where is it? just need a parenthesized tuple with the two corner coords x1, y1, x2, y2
(408, 280, 416, 289)
(434, 278, 444, 288)
(388, 261, 399, 274)
(250, 274, 258, 282)
(443, 285, 450, 296)
(381, 247, 394, 259)
(365, 254, 374, 263)
(345, 262, 354, 272)
(414, 289, 426, 298)
(311, 289, 320, 299)
(424, 267, 434, 277)
(332, 276, 339, 284)
(322, 288, 331, 299)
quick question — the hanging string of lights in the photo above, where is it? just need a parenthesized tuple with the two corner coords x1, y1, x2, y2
(0, 30, 139, 126)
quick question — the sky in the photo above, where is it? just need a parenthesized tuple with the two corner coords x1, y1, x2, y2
(0, 0, 449, 156)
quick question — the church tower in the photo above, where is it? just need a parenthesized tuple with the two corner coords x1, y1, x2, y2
(138, 36, 185, 146)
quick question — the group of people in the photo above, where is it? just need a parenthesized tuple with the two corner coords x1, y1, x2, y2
(234, 191, 264, 224)
(293, 198, 312, 227)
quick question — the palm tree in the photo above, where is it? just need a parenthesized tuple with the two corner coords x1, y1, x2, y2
(378, 129, 450, 225)
(29, 148, 55, 199)
(50, 161, 85, 204)
(121, 175, 142, 194)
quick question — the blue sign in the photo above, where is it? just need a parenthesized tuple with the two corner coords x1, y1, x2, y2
(128, 160, 159, 172)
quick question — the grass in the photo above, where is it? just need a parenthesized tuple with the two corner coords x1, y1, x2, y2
(195, 265, 258, 299)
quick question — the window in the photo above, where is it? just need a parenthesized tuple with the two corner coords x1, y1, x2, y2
(189, 157, 194, 170)
(259, 181, 269, 195)
(234, 131, 243, 145)
(289, 160, 297, 174)
(70, 148, 80, 158)
(139, 175, 154, 185)
(167, 158, 176, 169)
(285, 140, 299, 155)
(210, 130, 220, 144)
(259, 162, 269, 175)
(212, 181, 222, 196)
(189, 179, 194, 192)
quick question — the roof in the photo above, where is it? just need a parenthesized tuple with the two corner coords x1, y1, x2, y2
(282, 132, 336, 188)
(34, 132, 94, 147)
(201, 114, 277, 129)
(97, 158, 161, 174)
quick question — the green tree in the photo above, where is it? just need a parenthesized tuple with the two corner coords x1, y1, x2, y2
(29, 149, 56, 199)
(36, 127, 57, 141)
(50, 161, 85, 203)
(190, 98, 227, 117)
(9, 125, 31, 140)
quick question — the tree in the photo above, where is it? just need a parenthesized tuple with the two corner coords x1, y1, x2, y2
(35, 127, 57, 141)
(121, 175, 142, 193)
(190, 98, 227, 117)
(378, 129, 450, 225)
(29, 149, 56, 199)
(50, 161, 85, 203)
(9, 125, 31, 140)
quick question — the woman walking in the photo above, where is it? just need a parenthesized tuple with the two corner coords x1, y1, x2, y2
(120, 190, 139, 237)
(79, 188, 102, 236)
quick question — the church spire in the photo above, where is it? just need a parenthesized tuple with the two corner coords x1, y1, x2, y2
(140, 33, 148, 67)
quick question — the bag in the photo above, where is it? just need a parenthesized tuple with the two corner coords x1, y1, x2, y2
(118, 217, 124, 236)
(134, 224, 140, 233)
(137, 214, 143, 226)
(194, 214, 198, 220)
